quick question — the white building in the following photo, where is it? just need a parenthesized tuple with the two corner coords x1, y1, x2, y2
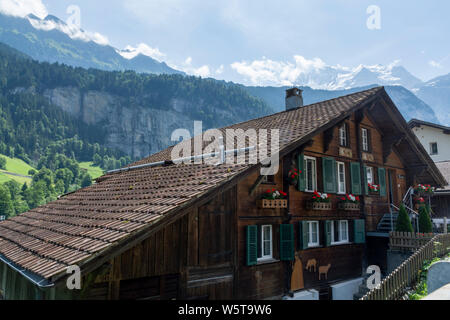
(409, 119, 450, 163)
(409, 119, 450, 220)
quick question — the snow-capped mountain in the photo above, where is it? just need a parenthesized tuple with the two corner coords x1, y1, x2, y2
(414, 73, 450, 126)
(0, 12, 182, 75)
(232, 57, 424, 90)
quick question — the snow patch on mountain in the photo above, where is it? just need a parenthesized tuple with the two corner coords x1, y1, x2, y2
(116, 43, 166, 62)
(231, 56, 424, 90)
(26, 14, 109, 46)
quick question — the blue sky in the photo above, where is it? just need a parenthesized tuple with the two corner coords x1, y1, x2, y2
(5, 0, 450, 83)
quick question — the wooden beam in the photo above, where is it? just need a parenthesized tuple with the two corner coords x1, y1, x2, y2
(323, 127, 335, 153)
(249, 175, 265, 196)
(382, 133, 406, 164)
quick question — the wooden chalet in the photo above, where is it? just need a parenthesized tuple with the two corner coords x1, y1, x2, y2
(0, 87, 445, 300)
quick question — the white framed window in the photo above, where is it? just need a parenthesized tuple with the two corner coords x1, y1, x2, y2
(337, 162, 346, 194)
(361, 128, 369, 152)
(430, 142, 438, 155)
(304, 156, 317, 192)
(258, 225, 273, 261)
(331, 220, 349, 245)
(366, 167, 374, 185)
(339, 123, 348, 147)
(307, 221, 320, 247)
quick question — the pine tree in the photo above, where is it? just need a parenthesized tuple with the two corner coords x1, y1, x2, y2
(395, 204, 414, 233)
(0, 185, 14, 219)
(418, 205, 433, 234)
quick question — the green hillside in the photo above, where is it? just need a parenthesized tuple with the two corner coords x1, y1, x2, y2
(79, 162, 104, 180)
(0, 155, 34, 185)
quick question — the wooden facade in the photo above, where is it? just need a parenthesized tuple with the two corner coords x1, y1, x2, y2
(2, 88, 445, 301)
(71, 110, 414, 300)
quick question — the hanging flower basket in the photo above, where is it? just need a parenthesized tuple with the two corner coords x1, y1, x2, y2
(288, 168, 301, 186)
(414, 184, 435, 196)
(368, 183, 379, 194)
(257, 199, 288, 209)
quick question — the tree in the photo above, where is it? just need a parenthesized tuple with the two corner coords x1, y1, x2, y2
(0, 156, 6, 170)
(0, 185, 14, 219)
(395, 204, 414, 233)
(81, 174, 92, 188)
(418, 205, 433, 233)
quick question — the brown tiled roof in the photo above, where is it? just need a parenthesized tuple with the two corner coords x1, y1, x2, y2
(435, 161, 450, 191)
(0, 87, 384, 282)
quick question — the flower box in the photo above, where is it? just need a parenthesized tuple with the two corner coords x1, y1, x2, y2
(257, 199, 288, 209)
(338, 203, 360, 211)
(307, 201, 332, 211)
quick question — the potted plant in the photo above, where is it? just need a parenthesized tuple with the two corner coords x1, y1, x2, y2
(368, 183, 379, 194)
(338, 194, 360, 211)
(258, 189, 288, 209)
(307, 191, 332, 210)
(414, 196, 426, 211)
(288, 168, 301, 186)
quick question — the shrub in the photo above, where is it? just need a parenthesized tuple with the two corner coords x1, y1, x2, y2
(418, 206, 433, 234)
(396, 204, 414, 232)
(0, 157, 6, 170)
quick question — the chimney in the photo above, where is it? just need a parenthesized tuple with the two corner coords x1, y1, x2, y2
(286, 87, 303, 110)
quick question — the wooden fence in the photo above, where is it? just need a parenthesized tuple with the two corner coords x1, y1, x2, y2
(389, 232, 434, 252)
(361, 233, 450, 300)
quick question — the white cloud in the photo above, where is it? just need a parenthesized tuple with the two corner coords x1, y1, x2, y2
(429, 60, 442, 68)
(0, 0, 48, 19)
(118, 43, 166, 62)
(27, 15, 109, 46)
(169, 56, 211, 78)
(230, 55, 415, 89)
(231, 55, 328, 87)
(215, 65, 225, 75)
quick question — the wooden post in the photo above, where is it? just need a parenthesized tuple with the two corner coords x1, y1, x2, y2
(444, 217, 448, 234)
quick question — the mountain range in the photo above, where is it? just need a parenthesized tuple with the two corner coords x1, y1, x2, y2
(0, 13, 182, 75)
(0, 10, 448, 158)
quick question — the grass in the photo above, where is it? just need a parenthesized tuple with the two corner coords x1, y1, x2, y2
(79, 162, 104, 180)
(0, 155, 35, 185)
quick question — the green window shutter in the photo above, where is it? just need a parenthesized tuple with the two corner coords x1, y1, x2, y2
(378, 168, 387, 197)
(298, 153, 306, 191)
(363, 166, 369, 195)
(354, 220, 366, 244)
(280, 224, 294, 261)
(322, 157, 337, 193)
(350, 162, 362, 195)
(325, 221, 332, 247)
(299, 221, 309, 250)
(246, 225, 258, 266)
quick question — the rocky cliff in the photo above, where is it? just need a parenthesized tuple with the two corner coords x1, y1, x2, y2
(43, 87, 193, 159)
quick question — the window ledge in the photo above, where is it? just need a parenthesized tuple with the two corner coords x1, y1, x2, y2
(306, 245, 323, 249)
(256, 258, 280, 265)
(330, 242, 351, 247)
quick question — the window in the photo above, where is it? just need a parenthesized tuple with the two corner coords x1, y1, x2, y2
(304, 156, 317, 192)
(366, 167, 374, 185)
(361, 128, 370, 152)
(430, 142, 438, 155)
(261, 175, 275, 184)
(258, 225, 273, 261)
(331, 220, 349, 244)
(337, 162, 346, 194)
(339, 123, 348, 147)
(307, 221, 320, 247)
